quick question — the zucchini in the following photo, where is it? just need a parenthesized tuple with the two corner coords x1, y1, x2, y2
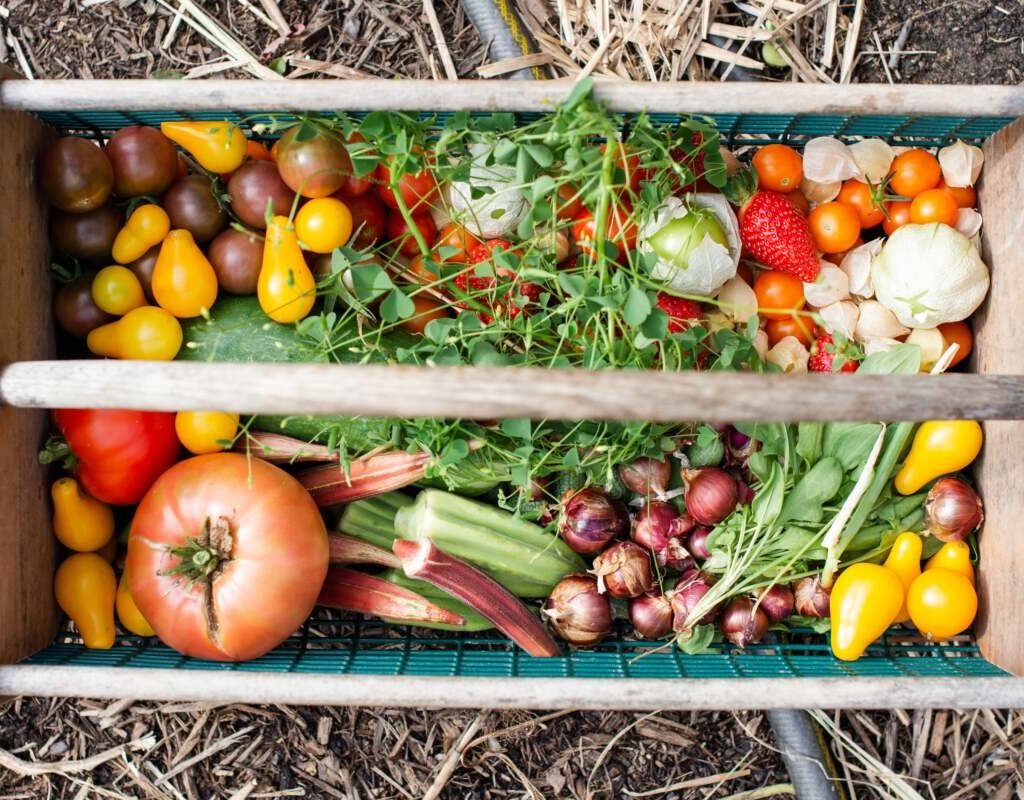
(379, 569, 493, 631)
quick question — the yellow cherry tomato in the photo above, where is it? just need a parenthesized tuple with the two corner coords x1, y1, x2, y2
(54, 553, 117, 649)
(907, 568, 977, 641)
(86, 305, 183, 360)
(160, 120, 247, 174)
(926, 541, 975, 585)
(295, 197, 354, 254)
(175, 410, 240, 455)
(152, 229, 219, 318)
(830, 563, 904, 662)
(112, 204, 171, 264)
(883, 531, 923, 624)
(116, 566, 155, 637)
(91, 265, 146, 316)
(894, 420, 984, 495)
(258, 214, 316, 323)
(51, 477, 115, 552)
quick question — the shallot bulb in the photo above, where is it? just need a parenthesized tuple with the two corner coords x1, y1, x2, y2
(727, 429, 758, 463)
(618, 457, 671, 498)
(558, 488, 628, 555)
(670, 570, 717, 631)
(631, 501, 695, 571)
(793, 576, 831, 618)
(592, 541, 655, 599)
(629, 592, 674, 639)
(925, 477, 984, 542)
(720, 597, 769, 647)
(686, 526, 712, 560)
(756, 584, 795, 623)
(542, 574, 614, 647)
(682, 468, 739, 526)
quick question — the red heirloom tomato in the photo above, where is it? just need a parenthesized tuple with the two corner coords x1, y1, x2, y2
(53, 409, 180, 505)
(127, 453, 329, 661)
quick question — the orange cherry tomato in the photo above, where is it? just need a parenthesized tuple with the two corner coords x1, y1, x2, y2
(407, 253, 440, 284)
(837, 179, 885, 228)
(889, 149, 941, 198)
(785, 191, 810, 217)
(435, 223, 481, 263)
(270, 139, 281, 162)
(938, 321, 973, 367)
(754, 271, 805, 321)
(600, 142, 642, 192)
(937, 179, 976, 209)
(882, 200, 912, 236)
(400, 294, 449, 335)
(910, 188, 959, 227)
(572, 205, 638, 262)
(752, 143, 803, 193)
(808, 201, 861, 254)
(823, 236, 864, 266)
(556, 183, 583, 220)
(766, 315, 816, 348)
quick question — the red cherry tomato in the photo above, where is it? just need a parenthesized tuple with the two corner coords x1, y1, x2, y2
(53, 409, 181, 505)
(436, 223, 481, 263)
(556, 183, 583, 220)
(339, 132, 375, 196)
(375, 157, 438, 212)
(882, 200, 912, 236)
(339, 191, 387, 249)
(572, 205, 638, 262)
(387, 211, 437, 257)
(600, 142, 642, 192)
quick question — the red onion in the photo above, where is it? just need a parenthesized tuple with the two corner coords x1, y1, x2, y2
(735, 478, 755, 506)
(682, 468, 739, 526)
(558, 488, 628, 555)
(592, 541, 655, 598)
(924, 477, 984, 542)
(686, 526, 712, 560)
(528, 476, 551, 502)
(727, 429, 758, 462)
(670, 570, 717, 631)
(619, 457, 670, 498)
(631, 501, 695, 571)
(720, 597, 768, 647)
(756, 584, 795, 623)
(793, 576, 831, 618)
(542, 574, 614, 646)
(629, 592, 674, 639)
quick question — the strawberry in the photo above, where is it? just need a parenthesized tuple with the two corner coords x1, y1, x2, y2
(656, 293, 702, 333)
(454, 239, 538, 322)
(724, 167, 820, 282)
(808, 333, 858, 373)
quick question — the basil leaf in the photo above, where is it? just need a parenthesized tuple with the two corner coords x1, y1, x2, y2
(823, 422, 883, 473)
(778, 456, 843, 526)
(859, 343, 921, 375)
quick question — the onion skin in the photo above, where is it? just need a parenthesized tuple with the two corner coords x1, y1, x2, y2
(670, 570, 717, 631)
(558, 488, 628, 555)
(794, 576, 831, 618)
(757, 584, 795, 623)
(720, 597, 769, 647)
(543, 574, 614, 646)
(618, 457, 671, 498)
(631, 501, 695, 571)
(593, 541, 655, 599)
(925, 477, 984, 542)
(629, 592, 674, 639)
(682, 468, 739, 526)
(686, 526, 712, 560)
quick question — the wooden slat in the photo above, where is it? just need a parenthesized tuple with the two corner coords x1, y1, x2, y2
(0, 108, 58, 663)
(2, 79, 1023, 117)
(3, 360, 1024, 422)
(1, 666, 1023, 709)
(975, 115, 1024, 676)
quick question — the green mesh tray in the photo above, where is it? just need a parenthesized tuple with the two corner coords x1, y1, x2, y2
(26, 106, 1014, 678)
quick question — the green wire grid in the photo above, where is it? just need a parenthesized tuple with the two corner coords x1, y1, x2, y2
(24, 106, 1011, 678)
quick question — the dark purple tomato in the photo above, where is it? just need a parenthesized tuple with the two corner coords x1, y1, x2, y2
(275, 125, 352, 199)
(129, 245, 160, 303)
(163, 175, 227, 243)
(54, 272, 113, 337)
(38, 137, 114, 213)
(207, 228, 263, 295)
(227, 161, 296, 230)
(339, 190, 387, 249)
(105, 125, 178, 197)
(49, 204, 124, 262)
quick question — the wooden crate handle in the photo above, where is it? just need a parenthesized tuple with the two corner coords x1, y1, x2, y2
(3, 360, 1024, 422)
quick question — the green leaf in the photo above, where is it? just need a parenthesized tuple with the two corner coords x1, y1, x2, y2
(640, 308, 668, 340)
(516, 146, 534, 185)
(858, 343, 921, 375)
(524, 144, 554, 168)
(778, 456, 844, 526)
(796, 422, 823, 465)
(531, 174, 557, 201)
(350, 261, 394, 301)
(623, 285, 652, 327)
(359, 112, 388, 138)
(823, 422, 884, 473)
(564, 77, 595, 111)
(500, 418, 532, 441)
(678, 624, 716, 654)
(557, 273, 587, 297)
(269, 57, 288, 75)
(493, 138, 518, 164)
(424, 318, 457, 344)
(753, 463, 785, 529)
(380, 288, 415, 322)
(439, 438, 470, 466)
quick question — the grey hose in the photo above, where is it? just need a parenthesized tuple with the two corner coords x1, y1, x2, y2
(769, 709, 844, 800)
(459, 0, 537, 80)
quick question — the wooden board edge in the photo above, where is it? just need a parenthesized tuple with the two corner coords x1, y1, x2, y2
(975, 115, 1024, 675)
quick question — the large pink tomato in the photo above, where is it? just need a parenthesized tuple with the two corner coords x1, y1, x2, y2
(127, 453, 328, 661)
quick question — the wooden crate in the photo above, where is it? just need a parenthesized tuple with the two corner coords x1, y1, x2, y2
(1, 79, 1024, 709)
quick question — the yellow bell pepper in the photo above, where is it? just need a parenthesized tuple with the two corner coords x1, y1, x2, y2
(112, 204, 170, 264)
(926, 541, 975, 585)
(258, 215, 316, 323)
(160, 120, 247, 174)
(829, 563, 904, 661)
(882, 531, 922, 623)
(894, 420, 983, 495)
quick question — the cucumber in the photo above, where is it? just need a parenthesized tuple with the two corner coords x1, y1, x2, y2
(379, 569, 493, 631)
